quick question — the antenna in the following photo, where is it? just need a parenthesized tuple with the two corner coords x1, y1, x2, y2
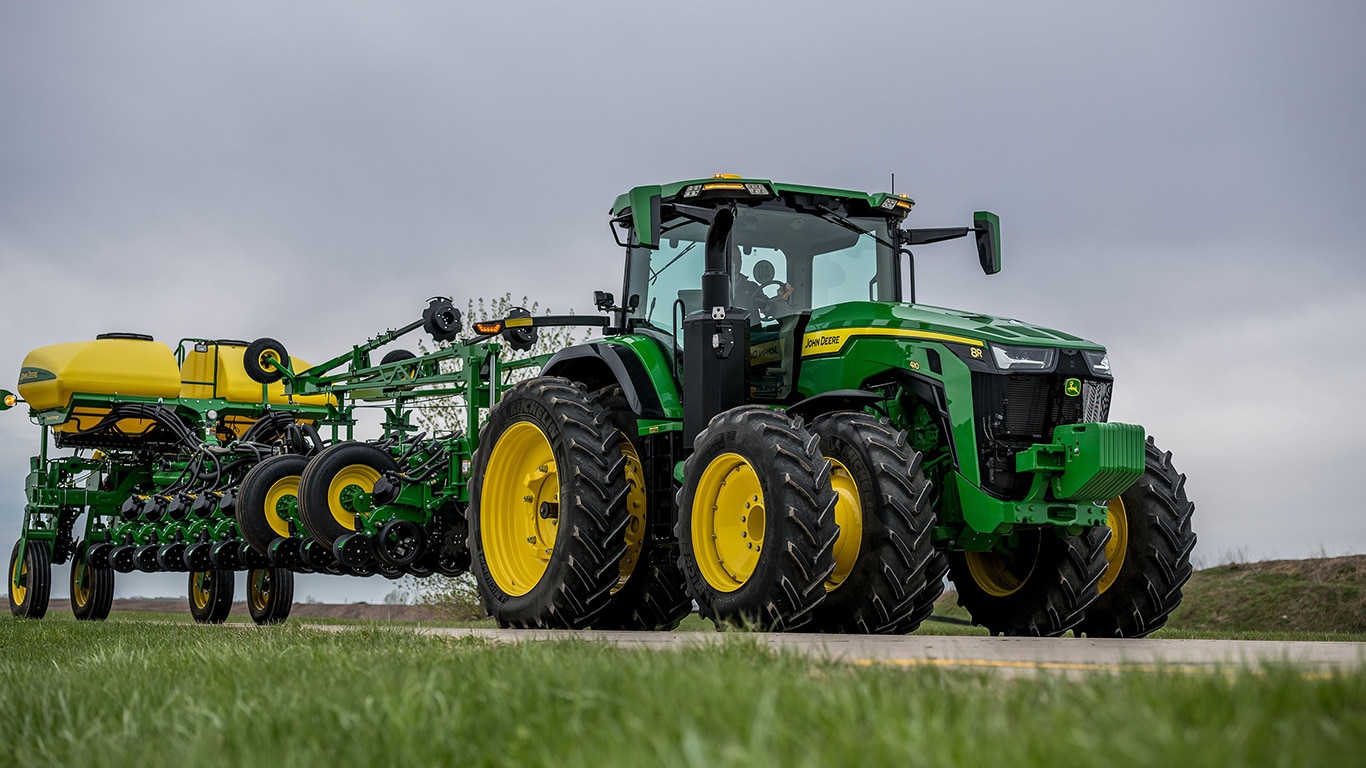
(891, 172, 895, 195)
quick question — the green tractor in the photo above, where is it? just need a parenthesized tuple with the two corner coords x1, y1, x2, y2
(467, 175, 1195, 636)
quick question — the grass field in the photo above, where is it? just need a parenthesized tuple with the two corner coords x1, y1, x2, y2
(2, 618, 1363, 768)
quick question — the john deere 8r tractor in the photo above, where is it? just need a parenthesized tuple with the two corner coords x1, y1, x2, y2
(468, 175, 1195, 636)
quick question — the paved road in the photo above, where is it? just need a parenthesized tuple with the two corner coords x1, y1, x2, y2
(308, 625, 1366, 677)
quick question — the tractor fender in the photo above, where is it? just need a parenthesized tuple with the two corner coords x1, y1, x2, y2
(786, 389, 885, 423)
(541, 342, 669, 420)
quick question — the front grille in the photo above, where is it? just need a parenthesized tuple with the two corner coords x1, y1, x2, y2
(971, 364, 1111, 499)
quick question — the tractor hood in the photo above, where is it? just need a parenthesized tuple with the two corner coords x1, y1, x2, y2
(803, 301, 1104, 353)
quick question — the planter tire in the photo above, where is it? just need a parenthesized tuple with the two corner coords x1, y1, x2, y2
(238, 455, 310, 554)
(188, 569, 234, 624)
(247, 567, 294, 625)
(298, 442, 399, 548)
(70, 542, 114, 621)
(8, 539, 52, 619)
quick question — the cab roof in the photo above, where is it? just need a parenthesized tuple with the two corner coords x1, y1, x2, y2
(611, 175, 915, 219)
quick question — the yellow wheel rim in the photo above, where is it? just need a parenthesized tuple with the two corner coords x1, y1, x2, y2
(190, 571, 212, 610)
(264, 475, 301, 538)
(825, 459, 863, 592)
(613, 441, 647, 594)
(250, 570, 271, 613)
(480, 421, 560, 597)
(965, 541, 1040, 598)
(11, 550, 27, 606)
(72, 554, 91, 608)
(691, 452, 766, 593)
(1098, 497, 1129, 595)
(327, 465, 382, 530)
(257, 350, 279, 372)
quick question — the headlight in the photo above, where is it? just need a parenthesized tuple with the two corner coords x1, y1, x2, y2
(1082, 349, 1112, 376)
(991, 344, 1057, 371)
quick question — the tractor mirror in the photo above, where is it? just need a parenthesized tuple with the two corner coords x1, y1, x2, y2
(629, 186, 662, 249)
(0, 389, 17, 411)
(974, 211, 1001, 275)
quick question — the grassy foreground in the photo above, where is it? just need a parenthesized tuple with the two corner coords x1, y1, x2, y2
(2, 619, 1363, 767)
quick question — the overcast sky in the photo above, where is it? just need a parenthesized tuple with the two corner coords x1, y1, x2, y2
(2, 1, 1362, 603)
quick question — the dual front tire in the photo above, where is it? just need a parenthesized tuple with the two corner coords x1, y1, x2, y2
(948, 436, 1195, 638)
(675, 408, 945, 633)
(675, 406, 839, 631)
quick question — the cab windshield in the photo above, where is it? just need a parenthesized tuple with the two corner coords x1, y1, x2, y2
(625, 202, 898, 333)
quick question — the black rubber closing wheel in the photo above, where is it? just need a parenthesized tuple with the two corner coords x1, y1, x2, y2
(375, 519, 424, 568)
(806, 412, 947, 634)
(237, 454, 310, 554)
(1077, 436, 1197, 638)
(247, 567, 294, 625)
(588, 387, 692, 631)
(676, 406, 839, 632)
(298, 442, 399, 548)
(8, 539, 52, 619)
(947, 527, 1108, 637)
(70, 542, 115, 621)
(468, 377, 630, 629)
(244, 338, 290, 384)
(188, 569, 234, 624)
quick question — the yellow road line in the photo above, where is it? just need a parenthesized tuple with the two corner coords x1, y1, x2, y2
(853, 658, 1335, 679)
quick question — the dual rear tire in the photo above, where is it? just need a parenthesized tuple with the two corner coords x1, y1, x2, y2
(468, 378, 632, 628)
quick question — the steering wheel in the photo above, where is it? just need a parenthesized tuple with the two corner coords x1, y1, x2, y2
(751, 259, 795, 308)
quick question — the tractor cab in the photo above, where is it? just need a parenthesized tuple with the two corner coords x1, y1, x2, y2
(610, 176, 999, 440)
(623, 199, 899, 332)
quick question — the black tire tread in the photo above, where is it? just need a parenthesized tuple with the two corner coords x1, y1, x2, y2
(676, 406, 838, 631)
(247, 567, 294, 625)
(807, 412, 948, 634)
(298, 442, 399, 547)
(188, 569, 234, 624)
(238, 455, 310, 554)
(947, 527, 1109, 637)
(70, 543, 114, 621)
(587, 387, 693, 631)
(468, 377, 632, 629)
(1077, 436, 1196, 637)
(8, 539, 52, 619)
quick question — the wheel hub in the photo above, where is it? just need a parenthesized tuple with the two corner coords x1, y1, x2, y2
(264, 475, 301, 538)
(328, 465, 381, 530)
(1097, 497, 1129, 595)
(825, 459, 863, 592)
(480, 421, 560, 596)
(692, 452, 767, 592)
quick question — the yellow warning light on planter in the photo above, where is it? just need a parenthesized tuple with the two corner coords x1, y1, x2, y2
(0, 390, 17, 410)
(472, 321, 504, 335)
